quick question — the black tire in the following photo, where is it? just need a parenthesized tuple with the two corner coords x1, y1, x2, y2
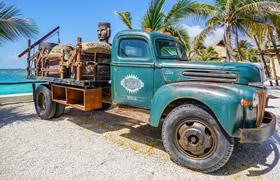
(95, 103, 112, 111)
(34, 84, 56, 120)
(162, 104, 234, 173)
(53, 104, 65, 118)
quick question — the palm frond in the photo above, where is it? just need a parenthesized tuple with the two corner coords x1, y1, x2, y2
(0, 2, 38, 45)
(166, 25, 190, 50)
(163, 0, 195, 29)
(205, 15, 223, 26)
(214, 0, 227, 9)
(231, 1, 280, 20)
(141, 0, 166, 31)
(114, 11, 133, 29)
(191, 3, 225, 21)
(193, 23, 219, 48)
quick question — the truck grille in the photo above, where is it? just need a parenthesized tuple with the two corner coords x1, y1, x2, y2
(256, 90, 266, 126)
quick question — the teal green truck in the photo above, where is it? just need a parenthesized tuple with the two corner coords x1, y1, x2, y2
(23, 29, 276, 172)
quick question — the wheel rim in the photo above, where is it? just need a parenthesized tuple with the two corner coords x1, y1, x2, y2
(37, 92, 47, 113)
(175, 118, 217, 159)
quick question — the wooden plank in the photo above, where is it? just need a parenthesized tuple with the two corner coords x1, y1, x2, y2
(43, 68, 60, 72)
(84, 88, 102, 110)
(66, 88, 84, 105)
(52, 85, 66, 101)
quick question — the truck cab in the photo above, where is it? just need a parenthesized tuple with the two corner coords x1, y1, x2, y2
(110, 29, 276, 172)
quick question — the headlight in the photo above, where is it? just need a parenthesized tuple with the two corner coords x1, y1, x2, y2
(252, 92, 259, 107)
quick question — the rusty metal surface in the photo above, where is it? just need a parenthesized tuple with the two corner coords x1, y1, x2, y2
(240, 111, 276, 143)
(256, 90, 267, 126)
(106, 105, 150, 124)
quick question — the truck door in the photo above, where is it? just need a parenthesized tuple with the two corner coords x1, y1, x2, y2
(111, 37, 154, 109)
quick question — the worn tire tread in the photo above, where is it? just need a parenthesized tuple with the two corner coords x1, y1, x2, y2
(162, 104, 234, 173)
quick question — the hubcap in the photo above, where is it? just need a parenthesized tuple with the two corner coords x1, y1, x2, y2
(175, 119, 217, 159)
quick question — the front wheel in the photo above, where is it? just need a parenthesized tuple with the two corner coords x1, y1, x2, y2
(162, 104, 234, 173)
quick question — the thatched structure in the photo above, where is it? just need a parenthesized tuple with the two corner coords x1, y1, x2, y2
(209, 40, 227, 58)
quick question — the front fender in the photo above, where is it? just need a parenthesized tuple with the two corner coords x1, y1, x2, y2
(150, 82, 244, 137)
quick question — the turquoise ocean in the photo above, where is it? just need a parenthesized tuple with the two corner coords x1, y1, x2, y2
(0, 69, 35, 95)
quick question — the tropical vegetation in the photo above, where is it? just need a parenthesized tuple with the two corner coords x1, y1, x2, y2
(193, 0, 280, 62)
(115, 0, 196, 50)
(115, 0, 280, 64)
(0, 2, 38, 46)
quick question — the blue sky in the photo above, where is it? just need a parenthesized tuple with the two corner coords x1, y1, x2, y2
(0, 0, 216, 69)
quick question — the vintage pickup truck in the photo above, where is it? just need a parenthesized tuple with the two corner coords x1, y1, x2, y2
(19, 28, 276, 173)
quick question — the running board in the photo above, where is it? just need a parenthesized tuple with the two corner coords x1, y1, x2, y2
(105, 105, 150, 124)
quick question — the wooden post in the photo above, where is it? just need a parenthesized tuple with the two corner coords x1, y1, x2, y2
(94, 52, 97, 81)
(60, 49, 65, 79)
(267, 34, 279, 86)
(269, 31, 280, 65)
(253, 35, 273, 86)
(40, 47, 46, 77)
(27, 39, 31, 75)
(77, 37, 82, 81)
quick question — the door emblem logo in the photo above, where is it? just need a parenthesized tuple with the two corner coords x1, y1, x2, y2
(121, 75, 144, 93)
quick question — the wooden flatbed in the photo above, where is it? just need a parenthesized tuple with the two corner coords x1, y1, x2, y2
(26, 75, 110, 88)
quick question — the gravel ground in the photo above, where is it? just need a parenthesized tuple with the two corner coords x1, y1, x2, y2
(0, 85, 279, 180)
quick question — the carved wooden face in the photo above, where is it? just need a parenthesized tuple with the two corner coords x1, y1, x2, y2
(97, 25, 110, 42)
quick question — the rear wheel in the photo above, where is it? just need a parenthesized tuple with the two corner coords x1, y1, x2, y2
(34, 84, 56, 119)
(53, 104, 65, 118)
(162, 104, 234, 173)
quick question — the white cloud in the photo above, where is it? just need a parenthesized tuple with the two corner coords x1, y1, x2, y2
(182, 24, 224, 46)
(5, 55, 19, 61)
(182, 24, 256, 48)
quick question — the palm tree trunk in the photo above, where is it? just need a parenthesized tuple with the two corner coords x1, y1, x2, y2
(224, 24, 232, 62)
(276, 29, 280, 41)
(253, 35, 273, 86)
(235, 30, 244, 60)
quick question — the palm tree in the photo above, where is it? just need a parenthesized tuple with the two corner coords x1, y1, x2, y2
(233, 39, 254, 60)
(115, 0, 195, 50)
(114, 11, 133, 29)
(0, 2, 38, 46)
(193, 0, 280, 62)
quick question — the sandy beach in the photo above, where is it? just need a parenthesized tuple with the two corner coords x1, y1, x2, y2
(0, 84, 279, 180)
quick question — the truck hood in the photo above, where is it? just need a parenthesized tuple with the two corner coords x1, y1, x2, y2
(160, 61, 265, 85)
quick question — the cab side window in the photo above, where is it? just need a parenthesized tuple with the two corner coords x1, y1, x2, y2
(119, 39, 148, 59)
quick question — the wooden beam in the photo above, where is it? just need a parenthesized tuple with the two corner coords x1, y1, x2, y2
(267, 34, 278, 86)
(253, 35, 273, 86)
(269, 30, 280, 66)
(18, 26, 60, 58)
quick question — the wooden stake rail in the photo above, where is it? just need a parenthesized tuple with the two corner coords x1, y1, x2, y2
(32, 37, 83, 81)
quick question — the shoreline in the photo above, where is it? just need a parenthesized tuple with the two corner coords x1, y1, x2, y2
(0, 70, 26, 73)
(0, 93, 33, 104)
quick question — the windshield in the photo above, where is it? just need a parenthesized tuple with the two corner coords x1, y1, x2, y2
(155, 39, 187, 60)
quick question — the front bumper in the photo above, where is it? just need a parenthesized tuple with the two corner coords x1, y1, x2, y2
(240, 111, 276, 143)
